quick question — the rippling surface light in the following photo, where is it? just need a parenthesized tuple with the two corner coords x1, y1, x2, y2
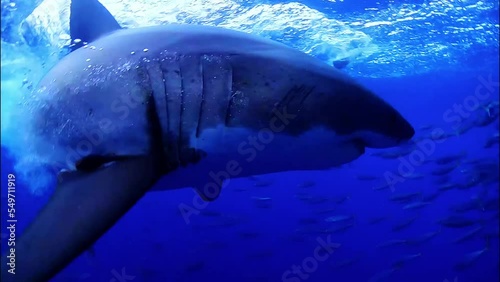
(2, 0, 499, 79)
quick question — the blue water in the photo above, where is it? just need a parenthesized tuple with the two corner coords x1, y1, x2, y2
(1, 0, 499, 281)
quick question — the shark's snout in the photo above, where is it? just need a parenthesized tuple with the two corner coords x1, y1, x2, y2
(316, 79, 415, 149)
(386, 107, 415, 143)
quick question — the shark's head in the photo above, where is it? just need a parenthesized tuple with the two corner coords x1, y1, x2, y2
(325, 79, 414, 148)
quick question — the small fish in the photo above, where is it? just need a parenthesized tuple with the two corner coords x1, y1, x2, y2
(482, 226, 500, 240)
(450, 197, 483, 213)
(430, 131, 453, 142)
(438, 215, 478, 228)
(376, 239, 408, 248)
(482, 198, 500, 211)
(457, 176, 482, 190)
(200, 216, 246, 229)
(403, 201, 431, 210)
(454, 242, 489, 271)
(433, 152, 467, 165)
(389, 191, 421, 203)
(392, 216, 417, 232)
(332, 257, 360, 269)
(252, 197, 272, 209)
(438, 183, 459, 191)
(407, 229, 441, 245)
(328, 222, 355, 234)
(392, 253, 422, 268)
(432, 164, 460, 176)
(325, 215, 354, 223)
(453, 226, 483, 244)
(305, 196, 329, 205)
(473, 101, 499, 127)
(238, 231, 260, 240)
(368, 268, 398, 282)
(253, 180, 273, 187)
(298, 217, 320, 225)
(368, 216, 386, 224)
(232, 187, 248, 192)
(419, 124, 433, 130)
(294, 226, 337, 236)
(484, 132, 499, 148)
(332, 195, 351, 205)
(356, 174, 379, 181)
(247, 175, 260, 181)
(314, 207, 337, 215)
(200, 210, 223, 217)
(465, 160, 499, 186)
(422, 191, 441, 202)
(297, 181, 316, 188)
(372, 183, 391, 191)
(253, 197, 272, 201)
(455, 123, 475, 136)
(404, 173, 425, 180)
(434, 175, 450, 185)
(370, 148, 412, 159)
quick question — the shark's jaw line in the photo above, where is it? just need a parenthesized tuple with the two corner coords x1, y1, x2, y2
(1, 0, 414, 280)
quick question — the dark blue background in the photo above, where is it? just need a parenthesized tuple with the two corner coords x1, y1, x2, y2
(1, 0, 499, 281)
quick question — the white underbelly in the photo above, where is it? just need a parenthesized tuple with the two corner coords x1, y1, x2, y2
(159, 125, 364, 191)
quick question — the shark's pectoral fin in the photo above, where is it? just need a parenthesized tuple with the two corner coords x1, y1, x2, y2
(1, 156, 161, 282)
(0, 87, 167, 282)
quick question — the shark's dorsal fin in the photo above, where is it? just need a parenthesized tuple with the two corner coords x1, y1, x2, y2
(69, 0, 122, 51)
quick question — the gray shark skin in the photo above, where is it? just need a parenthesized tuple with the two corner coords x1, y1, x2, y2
(1, 0, 414, 281)
(31, 24, 414, 194)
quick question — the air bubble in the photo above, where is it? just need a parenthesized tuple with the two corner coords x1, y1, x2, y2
(143, 48, 149, 52)
(59, 34, 70, 40)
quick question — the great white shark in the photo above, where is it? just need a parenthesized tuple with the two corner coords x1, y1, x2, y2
(1, 0, 414, 280)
